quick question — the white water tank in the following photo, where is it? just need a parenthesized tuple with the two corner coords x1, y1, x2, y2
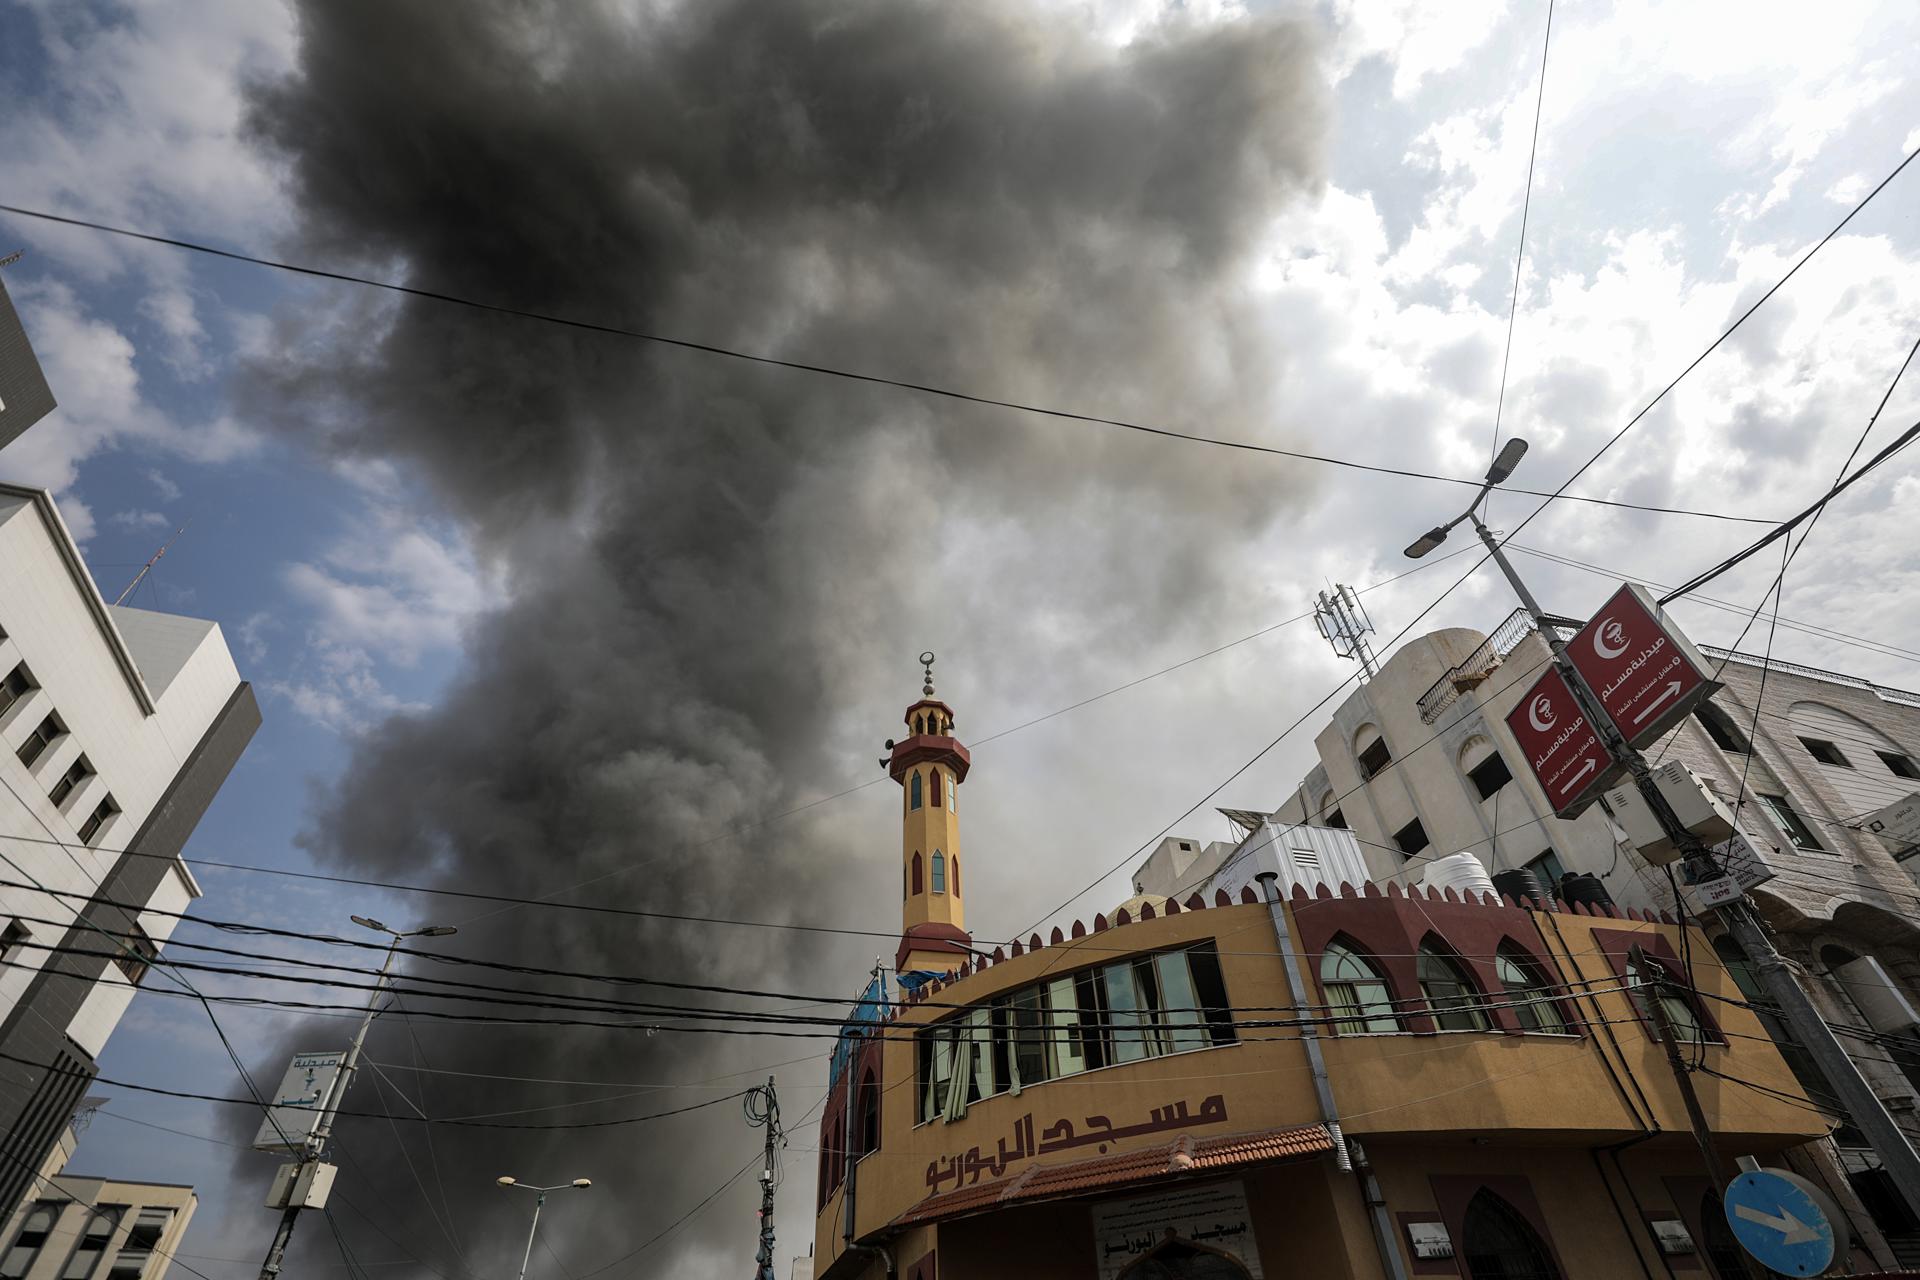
(1422, 852, 1497, 900)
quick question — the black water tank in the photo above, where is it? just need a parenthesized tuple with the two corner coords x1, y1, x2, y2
(1491, 868, 1544, 904)
(1559, 872, 1614, 910)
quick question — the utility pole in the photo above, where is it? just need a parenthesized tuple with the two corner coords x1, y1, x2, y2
(257, 917, 456, 1280)
(1405, 438, 1920, 1220)
(746, 1077, 782, 1280)
(1632, 944, 1733, 1186)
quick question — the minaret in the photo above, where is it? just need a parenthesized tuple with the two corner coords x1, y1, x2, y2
(884, 652, 973, 979)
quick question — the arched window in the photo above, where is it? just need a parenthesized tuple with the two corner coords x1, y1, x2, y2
(1495, 945, 1567, 1034)
(950, 855, 960, 897)
(1459, 1188, 1560, 1279)
(857, 1069, 880, 1156)
(911, 852, 923, 895)
(930, 770, 943, 808)
(915, 714, 926, 734)
(1628, 954, 1707, 1045)
(2, 1203, 59, 1278)
(931, 851, 946, 894)
(1320, 940, 1399, 1034)
(1418, 940, 1489, 1031)
(910, 771, 923, 810)
(949, 773, 957, 812)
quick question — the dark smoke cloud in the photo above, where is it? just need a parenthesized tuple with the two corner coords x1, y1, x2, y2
(232, 1, 1326, 1274)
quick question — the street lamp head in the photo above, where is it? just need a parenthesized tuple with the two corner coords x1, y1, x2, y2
(350, 915, 388, 934)
(496, 1176, 516, 1186)
(1486, 437, 1529, 485)
(571, 1179, 592, 1189)
(414, 926, 459, 938)
(1404, 528, 1449, 559)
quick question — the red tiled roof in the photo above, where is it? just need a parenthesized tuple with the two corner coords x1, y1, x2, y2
(891, 1124, 1334, 1227)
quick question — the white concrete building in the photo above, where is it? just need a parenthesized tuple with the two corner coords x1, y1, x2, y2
(1237, 605, 1920, 1260)
(0, 484, 258, 1220)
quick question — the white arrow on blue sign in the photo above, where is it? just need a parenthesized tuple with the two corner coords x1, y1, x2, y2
(1723, 1168, 1847, 1276)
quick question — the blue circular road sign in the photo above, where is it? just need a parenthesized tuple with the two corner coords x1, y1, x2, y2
(1723, 1168, 1846, 1276)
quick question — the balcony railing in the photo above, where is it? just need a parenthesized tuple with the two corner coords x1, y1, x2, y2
(1416, 609, 1536, 723)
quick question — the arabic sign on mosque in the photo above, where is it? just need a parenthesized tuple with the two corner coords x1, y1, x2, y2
(1092, 1180, 1262, 1280)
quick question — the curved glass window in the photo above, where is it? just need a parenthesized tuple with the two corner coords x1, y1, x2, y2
(1628, 955, 1708, 1045)
(931, 851, 946, 893)
(1460, 1189, 1560, 1279)
(1321, 941, 1399, 1034)
(1418, 942, 1488, 1031)
(910, 771, 923, 811)
(1495, 947, 1567, 1034)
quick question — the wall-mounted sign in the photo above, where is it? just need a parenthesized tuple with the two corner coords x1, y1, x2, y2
(1405, 1220, 1453, 1260)
(1566, 583, 1717, 750)
(251, 1050, 344, 1153)
(1856, 790, 1920, 860)
(1648, 1218, 1695, 1255)
(1505, 667, 1620, 817)
(1091, 1180, 1262, 1279)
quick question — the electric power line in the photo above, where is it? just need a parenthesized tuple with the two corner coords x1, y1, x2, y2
(0, 202, 1779, 528)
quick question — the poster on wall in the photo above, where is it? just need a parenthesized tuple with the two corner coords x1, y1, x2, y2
(1090, 1180, 1262, 1279)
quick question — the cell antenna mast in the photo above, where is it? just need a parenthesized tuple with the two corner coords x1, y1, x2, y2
(115, 520, 189, 607)
(1314, 583, 1379, 679)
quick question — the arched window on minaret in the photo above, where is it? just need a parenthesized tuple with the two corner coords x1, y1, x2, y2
(930, 770, 943, 808)
(951, 855, 960, 897)
(914, 714, 925, 734)
(931, 851, 946, 893)
(949, 775, 956, 812)
(912, 852, 923, 894)
(910, 771, 923, 810)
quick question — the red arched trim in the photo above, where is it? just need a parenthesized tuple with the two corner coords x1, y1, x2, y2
(951, 855, 960, 897)
(930, 769, 943, 808)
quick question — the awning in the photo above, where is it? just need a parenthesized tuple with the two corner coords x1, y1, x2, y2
(891, 1124, 1336, 1228)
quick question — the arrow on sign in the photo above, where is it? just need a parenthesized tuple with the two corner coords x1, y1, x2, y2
(1557, 758, 1597, 796)
(1632, 680, 1683, 726)
(1734, 1202, 1822, 1245)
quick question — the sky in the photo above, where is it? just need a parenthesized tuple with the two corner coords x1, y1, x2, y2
(1, 0, 1918, 1276)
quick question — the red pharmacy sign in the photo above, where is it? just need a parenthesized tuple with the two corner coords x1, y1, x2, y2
(1567, 583, 1716, 750)
(1506, 667, 1617, 817)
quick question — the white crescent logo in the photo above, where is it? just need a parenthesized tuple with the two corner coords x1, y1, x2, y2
(1593, 617, 1629, 660)
(1528, 695, 1556, 733)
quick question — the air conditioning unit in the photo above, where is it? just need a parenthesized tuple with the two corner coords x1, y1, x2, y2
(1602, 763, 1734, 865)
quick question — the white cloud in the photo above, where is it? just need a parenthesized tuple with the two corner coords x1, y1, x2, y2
(0, 282, 261, 499)
(146, 469, 182, 502)
(1330, 0, 1509, 98)
(109, 509, 171, 531)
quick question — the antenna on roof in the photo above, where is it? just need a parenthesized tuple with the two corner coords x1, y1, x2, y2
(114, 519, 190, 607)
(0, 250, 23, 269)
(1314, 583, 1378, 680)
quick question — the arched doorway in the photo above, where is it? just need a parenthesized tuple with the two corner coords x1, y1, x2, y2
(1460, 1188, 1561, 1279)
(1115, 1232, 1254, 1280)
(1698, 1191, 1758, 1279)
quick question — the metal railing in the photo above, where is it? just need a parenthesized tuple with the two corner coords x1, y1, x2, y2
(1415, 608, 1539, 723)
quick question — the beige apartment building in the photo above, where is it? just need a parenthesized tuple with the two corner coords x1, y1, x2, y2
(0, 1119, 195, 1280)
(1238, 606, 1920, 1261)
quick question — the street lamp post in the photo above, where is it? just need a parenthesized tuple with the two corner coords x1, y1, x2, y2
(1405, 438, 1920, 1218)
(497, 1177, 592, 1280)
(257, 918, 458, 1280)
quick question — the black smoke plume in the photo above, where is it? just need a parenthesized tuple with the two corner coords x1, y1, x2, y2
(231, 1, 1326, 1274)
